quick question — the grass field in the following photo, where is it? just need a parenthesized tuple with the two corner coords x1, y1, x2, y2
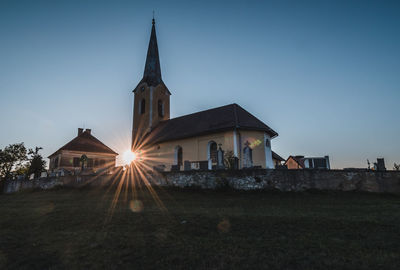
(0, 187, 399, 269)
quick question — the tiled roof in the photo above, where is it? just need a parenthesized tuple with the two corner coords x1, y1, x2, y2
(48, 130, 118, 157)
(142, 103, 278, 144)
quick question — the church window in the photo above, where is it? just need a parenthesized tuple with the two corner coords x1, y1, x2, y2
(140, 86, 145, 92)
(208, 141, 218, 163)
(243, 141, 253, 168)
(73, 157, 80, 167)
(140, 99, 146, 114)
(54, 157, 59, 168)
(158, 100, 164, 117)
(175, 146, 183, 166)
(87, 158, 93, 168)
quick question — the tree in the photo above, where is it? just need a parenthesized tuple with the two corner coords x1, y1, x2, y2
(14, 164, 30, 178)
(27, 147, 46, 178)
(394, 163, 400, 171)
(0, 143, 28, 180)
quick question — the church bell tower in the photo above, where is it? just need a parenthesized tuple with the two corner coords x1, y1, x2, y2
(132, 18, 171, 149)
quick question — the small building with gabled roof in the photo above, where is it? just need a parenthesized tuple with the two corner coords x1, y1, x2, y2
(285, 156, 306, 169)
(48, 128, 118, 172)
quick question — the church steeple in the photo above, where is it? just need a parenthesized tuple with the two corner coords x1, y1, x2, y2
(142, 18, 162, 87)
(132, 18, 171, 149)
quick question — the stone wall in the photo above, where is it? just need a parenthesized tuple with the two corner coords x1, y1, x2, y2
(2, 175, 115, 194)
(3, 169, 400, 194)
(155, 169, 400, 193)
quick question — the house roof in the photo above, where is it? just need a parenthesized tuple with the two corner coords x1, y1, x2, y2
(272, 151, 285, 162)
(285, 155, 305, 168)
(141, 103, 278, 145)
(48, 129, 118, 158)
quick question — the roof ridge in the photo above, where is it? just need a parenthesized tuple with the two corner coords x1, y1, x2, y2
(83, 132, 118, 154)
(234, 105, 278, 138)
(48, 130, 118, 157)
(167, 103, 237, 121)
(148, 103, 278, 144)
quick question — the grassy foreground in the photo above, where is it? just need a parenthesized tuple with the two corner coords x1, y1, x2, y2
(0, 187, 399, 269)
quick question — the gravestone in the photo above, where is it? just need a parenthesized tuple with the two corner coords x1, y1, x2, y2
(217, 146, 225, 170)
(171, 165, 180, 172)
(184, 160, 191, 171)
(243, 141, 253, 168)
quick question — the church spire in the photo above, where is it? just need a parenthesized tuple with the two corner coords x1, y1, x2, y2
(142, 17, 162, 87)
(132, 17, 171, 148)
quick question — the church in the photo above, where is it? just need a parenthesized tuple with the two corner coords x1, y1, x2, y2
(131, 19, 281, 171)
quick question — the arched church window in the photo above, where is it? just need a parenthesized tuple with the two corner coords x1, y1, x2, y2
(175, 146, 183, 166)
(73, 157, 80, 167)
(208, 141, 218, 163)
(158, 100, 164, 117)
(140, 99, 146, 114)
(243, 141, 253, 168)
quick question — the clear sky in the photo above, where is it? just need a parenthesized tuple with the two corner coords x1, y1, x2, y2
(0, 0, 399, 169)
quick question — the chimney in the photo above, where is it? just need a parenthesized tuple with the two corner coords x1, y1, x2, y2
(78, 128, 84, 136)
(85, 129, 91, 135)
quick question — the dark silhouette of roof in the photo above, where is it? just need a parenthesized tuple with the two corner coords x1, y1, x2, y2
(272, 151, 285, 161)
(143, 104, 278, 144)
(48, 129, 118, 157)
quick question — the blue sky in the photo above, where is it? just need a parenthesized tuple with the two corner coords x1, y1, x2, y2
(0, 0, 399, 168)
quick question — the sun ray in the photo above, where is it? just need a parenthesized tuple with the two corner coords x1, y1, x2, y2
(99, 121, 181, 223)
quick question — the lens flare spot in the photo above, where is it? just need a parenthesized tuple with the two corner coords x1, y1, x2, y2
(129, 200, 143, 213)
(123, 150, 136, 165)
(217, 218, 231, 233)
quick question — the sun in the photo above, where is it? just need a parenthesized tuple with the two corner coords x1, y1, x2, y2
(122, 150, 137, 165)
